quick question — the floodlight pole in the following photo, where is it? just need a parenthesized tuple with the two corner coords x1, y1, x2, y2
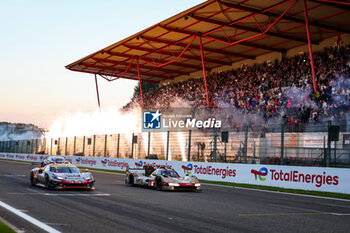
(94, 74, 101, 110)
(199, 37, 210, 107)
(303, 0, 318, 94)
(137, 58, 145, 108)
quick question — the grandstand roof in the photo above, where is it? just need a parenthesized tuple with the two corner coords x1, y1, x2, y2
(66, 0, 350, 83)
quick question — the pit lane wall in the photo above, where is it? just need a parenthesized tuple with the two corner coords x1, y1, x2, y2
(1, 152, 349, 194)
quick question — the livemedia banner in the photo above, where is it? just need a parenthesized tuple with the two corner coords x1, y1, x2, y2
(1, 153, 349, 194)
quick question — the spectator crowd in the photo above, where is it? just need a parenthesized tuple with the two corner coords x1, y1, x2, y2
(123, 44, 350, 130)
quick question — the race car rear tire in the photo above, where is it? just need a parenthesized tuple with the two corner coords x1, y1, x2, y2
(128, 174, 134, 185)
(155, 178, 163, 191)
(30, 172, 35, 186)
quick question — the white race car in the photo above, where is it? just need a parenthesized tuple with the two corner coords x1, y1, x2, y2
(125, 166, 200, 191)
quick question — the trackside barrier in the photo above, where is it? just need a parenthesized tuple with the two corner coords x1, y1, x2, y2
(1, 152, 349, 194)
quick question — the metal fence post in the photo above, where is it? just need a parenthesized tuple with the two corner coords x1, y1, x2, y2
(166, 131, 170, 160)
(327, 121, 331, 167)
(243, 126, 248, 163)
(31, 139, 34, 154)
(50, 138, 53, 155)
(65, 137, 68, 155)
(82, 136, 85, 156)
(117, 134, 120, 158)
(187, 130, 192, 162)
(147, 132, 151, 157)
(253, 140, 256, 164)
(334, 141, 337, 167)
(57, 138, 61, 155)
(93, 135, 96, 157)
(197, 142, 200, 161)
(73, 136, 76, 155)
(104, 134, 108, 157)
(323, 136, 326, 167)
(224, 140, 227, 163)
(131, 133, 134, 159)
(280, 122, 285, 165)
(213, 128, 217, 162)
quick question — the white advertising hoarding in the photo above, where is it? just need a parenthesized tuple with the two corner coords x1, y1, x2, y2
(1, 153, 349, 194)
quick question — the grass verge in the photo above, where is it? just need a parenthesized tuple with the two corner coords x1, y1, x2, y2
(80, 167, 126, 175)
(0, 221, 15, 233)
(200, 180, 350, 200)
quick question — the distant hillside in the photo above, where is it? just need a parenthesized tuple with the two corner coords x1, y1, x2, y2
(0, 122, 43, 141)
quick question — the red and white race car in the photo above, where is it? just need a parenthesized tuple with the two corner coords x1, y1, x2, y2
(30, 163, 95, 190)
(125, 166, 200, 191)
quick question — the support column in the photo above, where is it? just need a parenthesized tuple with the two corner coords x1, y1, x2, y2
(94, 74, 101, 110)
(280, 123, 285, 165)
(131, 133, 134, 159)
(187, 130, 192, 162)
(93, 135, 96, 157)
(104, 134, 108, 157)
(166, 131, 170, 161)
(117, 134, 120, 158)
(57, 138, 61, 155)
(147, 132, 151, 158)
(136, 59, 144, 108)
(82, 136, 86, 156)
(199, 37, 210, 107)
(65, 137, 68, 155)
(303, 0, 318, 94)
(50, 138, 53, 155)
(73, 136, 76, 155)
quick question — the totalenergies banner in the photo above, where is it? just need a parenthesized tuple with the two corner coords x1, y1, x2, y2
(1, 152, 349, 194)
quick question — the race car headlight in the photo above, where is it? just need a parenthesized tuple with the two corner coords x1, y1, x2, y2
(53, 175, 63, 180)
(168, 183, 180, 187)
(195, 183, 201, 187)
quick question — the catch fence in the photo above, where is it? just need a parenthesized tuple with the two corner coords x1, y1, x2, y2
(1, 120, 349, 167)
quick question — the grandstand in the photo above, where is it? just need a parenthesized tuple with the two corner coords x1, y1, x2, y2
(1, 0, 350, 167)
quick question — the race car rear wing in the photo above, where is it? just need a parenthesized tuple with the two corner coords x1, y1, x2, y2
(126, 165, 155, 176)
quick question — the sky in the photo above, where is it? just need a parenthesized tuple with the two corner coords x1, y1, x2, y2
(0, 0, 205, 128)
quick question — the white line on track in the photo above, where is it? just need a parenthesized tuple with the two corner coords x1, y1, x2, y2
(202, 183, 350, 202)
(330, 213, 350, 216)
(0, 201, 61, 233)
(0, 174, 26, 177)
(27, 188, 111, 197)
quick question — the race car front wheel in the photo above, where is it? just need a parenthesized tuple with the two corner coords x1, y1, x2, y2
(45, 175, 53, 190)
(156, 178, 163, 191)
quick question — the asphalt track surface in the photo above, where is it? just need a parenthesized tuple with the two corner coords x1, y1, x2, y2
(0, 160, 350, 233)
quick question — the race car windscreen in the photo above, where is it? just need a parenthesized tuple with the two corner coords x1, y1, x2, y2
(53, 158, 65, 163)
(161, 170, 179, 178)
(50, 166, 80, 173)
